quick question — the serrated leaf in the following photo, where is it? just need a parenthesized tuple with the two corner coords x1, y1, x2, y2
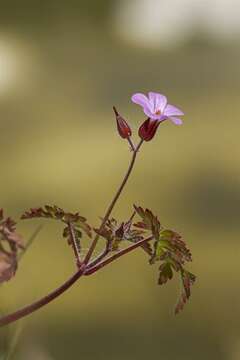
(159, 229, 192, 263)
(133, 205, 160, 240)
(132, 204, 196, 314)
(175, 269, 196, 314)
(21, 205, 92, 237)
(158, 262, 173, 285)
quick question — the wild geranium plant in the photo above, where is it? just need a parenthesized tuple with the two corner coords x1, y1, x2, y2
(0, 91, 195, 327)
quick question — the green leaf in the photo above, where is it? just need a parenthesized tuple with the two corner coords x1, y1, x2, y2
(133, 205, 196, 314)
(158, 262, 173, 285)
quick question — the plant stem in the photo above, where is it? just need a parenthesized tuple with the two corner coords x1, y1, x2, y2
(84, 139, 144, 264)
(0, 234, 151, 327)
(85, 235, 153, 275)
(0, 139, 145, 327)
(127, 137, 136, 152)
(0, 264, 86, 327)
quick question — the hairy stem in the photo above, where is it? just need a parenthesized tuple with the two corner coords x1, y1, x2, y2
(84, 139, 144, 264)
(0, 265, 86, 327)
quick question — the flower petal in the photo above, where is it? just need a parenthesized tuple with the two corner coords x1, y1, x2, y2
(170, 117, 183, 125)
(131, 93, 151, 110)
(142, 107, 165, 121)
(148, 92, 167, 112)
(164, 104, 184, 117)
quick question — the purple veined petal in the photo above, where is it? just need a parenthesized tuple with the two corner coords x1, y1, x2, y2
(148, 92, 167, 113)
(169, 117, 183, 125)
(164, 104, 184, 117)
(131, 93, 152, 111)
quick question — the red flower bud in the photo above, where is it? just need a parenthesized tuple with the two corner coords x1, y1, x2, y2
(113, 106, 132, 139)
(138, 118, 160, 141)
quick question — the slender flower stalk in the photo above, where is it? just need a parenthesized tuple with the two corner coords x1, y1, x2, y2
(83, 138, 143, 264)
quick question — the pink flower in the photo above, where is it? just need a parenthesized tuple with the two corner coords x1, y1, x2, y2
(131, 92, 184, 125)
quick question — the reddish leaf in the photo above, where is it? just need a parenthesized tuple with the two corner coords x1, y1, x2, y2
(175, 269, 196, 314)
(21, 205, 92, 237)
(133, 205, 161, 240)
(0, 210, 23, 284)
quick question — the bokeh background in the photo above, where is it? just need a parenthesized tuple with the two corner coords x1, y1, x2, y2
(0, 0, 240, 359)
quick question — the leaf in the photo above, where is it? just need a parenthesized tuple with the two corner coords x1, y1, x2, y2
(160, 229, 192, 263)
(175, 269, 196, 314)
(21, 205, 92, 237)
(133, 205, 161, 240)
(158, 262, 173, 285)
(133, 205, 196, 314)
(0, 211, 23, 284)
(0, 253, 17, 283)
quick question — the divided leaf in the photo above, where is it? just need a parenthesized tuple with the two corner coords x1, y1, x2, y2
(133, 205, 195, 314)
(175, 270, 196, 314)
(133, 205, 161, 240)
(21, 205, 92, 238)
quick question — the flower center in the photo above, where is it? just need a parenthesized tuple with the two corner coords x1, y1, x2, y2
(155, 109, 161, 115)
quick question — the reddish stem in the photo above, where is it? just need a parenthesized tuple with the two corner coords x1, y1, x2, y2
(0, 265, 86, 327)
(0, 139, 145, 327)
(84, 139, 144, 264)
(85, 236, 153, 276)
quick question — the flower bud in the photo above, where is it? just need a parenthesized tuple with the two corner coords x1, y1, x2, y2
(113, 106, 132, 139)
(138, 118, 160, 141)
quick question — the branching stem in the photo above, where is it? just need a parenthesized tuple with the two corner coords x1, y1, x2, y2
(0, 138, 144, 327)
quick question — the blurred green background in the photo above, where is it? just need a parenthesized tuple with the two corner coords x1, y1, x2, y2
(0, 0, 240, 359)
